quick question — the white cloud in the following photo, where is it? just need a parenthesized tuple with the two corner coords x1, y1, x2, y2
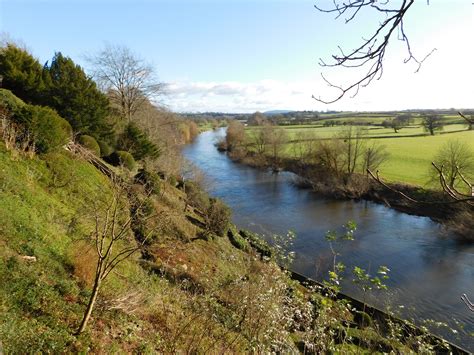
(164, 42, 474, 114)
(165, 80, 322, 113)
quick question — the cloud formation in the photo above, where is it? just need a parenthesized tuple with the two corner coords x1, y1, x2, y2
(165, 80, 319, 113)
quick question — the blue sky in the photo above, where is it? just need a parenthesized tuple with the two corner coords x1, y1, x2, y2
(1, 0, 472, 112)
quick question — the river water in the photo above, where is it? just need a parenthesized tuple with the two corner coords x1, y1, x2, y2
(183, 128, 473, 350)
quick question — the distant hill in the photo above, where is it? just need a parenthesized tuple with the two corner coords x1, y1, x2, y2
(263, 110, 295, 116)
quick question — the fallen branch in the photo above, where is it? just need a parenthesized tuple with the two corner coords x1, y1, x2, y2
(367, 169, 474, 205)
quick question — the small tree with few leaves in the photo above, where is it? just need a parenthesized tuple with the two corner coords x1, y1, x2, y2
(431, 139, 474, 191)
(76, 178, 153, 334)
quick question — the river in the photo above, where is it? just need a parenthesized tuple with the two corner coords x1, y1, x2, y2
(183, 128, 473, 350)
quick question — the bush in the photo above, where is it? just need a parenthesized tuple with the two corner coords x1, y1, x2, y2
(117, 123, 160, 161)
(0, 88, 26, 113)
(13, 105, 72, 153)
(78, 135, 100, 156)
(204, 198, 231, 237)
(97, 140, 113, 157)
(185, 181, 209, 211)
(135, 168, 161, 194)
(106, 150, 136, 170)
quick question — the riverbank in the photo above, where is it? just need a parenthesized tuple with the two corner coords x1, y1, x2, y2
(6, 139, 467, 353)
(227, 150, 473, 241)
(228, 227, 470, 354)
(183, 128, 474, 351)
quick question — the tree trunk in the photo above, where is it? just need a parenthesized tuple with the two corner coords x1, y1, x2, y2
(76, 271, 102, 334)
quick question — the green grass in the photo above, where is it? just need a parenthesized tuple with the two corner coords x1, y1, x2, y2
(246, 124, 474, 186)
(0, 141, 463, 352)
(374, 131, 474, 185)
(0, 145, 110, 351)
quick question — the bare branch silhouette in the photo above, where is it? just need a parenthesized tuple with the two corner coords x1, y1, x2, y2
(367, 168, 474, 206)
(313, 0, 436, 103)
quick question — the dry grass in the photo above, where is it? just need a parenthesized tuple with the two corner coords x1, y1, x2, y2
(70, 241, 98, 287)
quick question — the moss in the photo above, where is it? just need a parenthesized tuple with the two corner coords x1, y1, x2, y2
(227, 225, 249, 251)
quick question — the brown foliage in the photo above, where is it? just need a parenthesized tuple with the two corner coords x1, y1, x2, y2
(71, 242, 98, 287)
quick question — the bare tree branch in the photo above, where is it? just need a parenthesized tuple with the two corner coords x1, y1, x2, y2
(458, 111, 474, 130)
(87, 44, 165, 122)
(76, 177, 157, 334)
(367, 168, 474, 206)
(313, 0, 436, 103)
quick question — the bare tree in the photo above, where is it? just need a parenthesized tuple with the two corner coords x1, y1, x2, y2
(87, 44, 164, 122)
(248, 111, 269, 126)
(458, 111, 473, 131)
(422, 113, 443, 135)
(431, 162, 473, 206)
(225, 120, 246, 151)
(313, 0, 435, 103)
(266, 126, 289, 169)
(339, 126, 366, 176)
(251, 126, 269, 156)
(383, 114, 411, 133)
(76, 178, 154, 334)
(368, 169, 474, 206)
(430, 140, 474, 190)
(362, 142, 388, 177)
(316, 138, 345, 178)
(291, 130, 318, 165)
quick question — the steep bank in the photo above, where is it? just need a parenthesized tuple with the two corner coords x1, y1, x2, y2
(0, 143, 469, 352)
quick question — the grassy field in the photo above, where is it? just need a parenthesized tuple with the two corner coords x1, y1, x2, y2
(374, 131, 474, 185)
(246, 122, 474, 186)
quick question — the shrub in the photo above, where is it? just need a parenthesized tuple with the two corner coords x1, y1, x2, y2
(106, 150, 136, 170)
(78, 135, 100, 156)
(204, 198, 231, 237)
(97, 140, 113, 157)
(117, 123, 160, 161)
(185, 181, 209, 211)
(135, 168, 161, 194)
(168, 175, 177, 187)
(13, 105, 72, 153)
(0, 88, 26, 113)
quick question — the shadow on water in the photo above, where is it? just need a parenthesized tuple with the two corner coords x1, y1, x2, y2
(183, 128, 474, 350)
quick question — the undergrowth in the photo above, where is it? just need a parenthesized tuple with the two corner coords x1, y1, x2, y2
(0, 143, 464, 352)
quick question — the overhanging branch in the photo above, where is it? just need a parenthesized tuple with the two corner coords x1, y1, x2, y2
(313, 0, 436, 103)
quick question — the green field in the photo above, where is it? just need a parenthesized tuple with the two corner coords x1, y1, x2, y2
(374, 131, 474, 185)
(246, 123, 474, 186)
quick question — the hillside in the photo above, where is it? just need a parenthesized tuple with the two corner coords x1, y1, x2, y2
(0, 43, 468, 352)
(0, 134, 466, 352)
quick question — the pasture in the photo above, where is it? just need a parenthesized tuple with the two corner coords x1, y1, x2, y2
(245, 119, 474, 186)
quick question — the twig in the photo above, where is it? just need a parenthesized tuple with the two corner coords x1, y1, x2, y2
(313, 0, 435, 103)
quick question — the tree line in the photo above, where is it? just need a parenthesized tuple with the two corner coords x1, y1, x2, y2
(0, 42, 199, 171)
